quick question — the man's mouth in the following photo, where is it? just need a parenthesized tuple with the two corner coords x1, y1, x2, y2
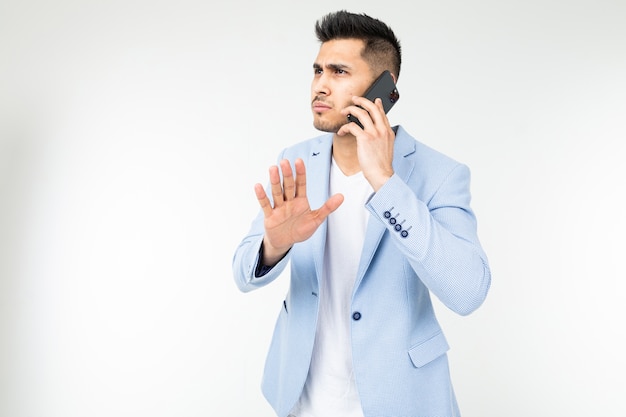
(312, 101, 332, 112)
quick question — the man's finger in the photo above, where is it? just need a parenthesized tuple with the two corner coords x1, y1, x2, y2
(280, 159, 295, 201)
(313, 193, 344, 225)
(269, 165, 284, 207)
(294, 158, 307, 198)
(254, 183, 273, 217)
(368, 98, 390, 129)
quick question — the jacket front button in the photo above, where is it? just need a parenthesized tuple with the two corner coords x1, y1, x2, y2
(352, 311, 362, 321)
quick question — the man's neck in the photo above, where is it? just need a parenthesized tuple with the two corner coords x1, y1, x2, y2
(332, 133, 361, 176)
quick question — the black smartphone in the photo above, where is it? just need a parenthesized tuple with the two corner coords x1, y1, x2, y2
(347, 70, 400, 128)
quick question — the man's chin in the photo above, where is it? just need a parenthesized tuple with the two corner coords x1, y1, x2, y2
(313, 119, 343, 133)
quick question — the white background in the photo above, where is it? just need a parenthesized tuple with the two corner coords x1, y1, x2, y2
(1, 0, 625, 416)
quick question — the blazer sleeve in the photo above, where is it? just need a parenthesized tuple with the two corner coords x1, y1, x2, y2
(232, 148, 292, 293)
(366, 164, 491, 315)
(232, 211, 291, 292)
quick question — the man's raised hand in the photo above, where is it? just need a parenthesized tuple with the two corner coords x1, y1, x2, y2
(254, 158, 344, 266)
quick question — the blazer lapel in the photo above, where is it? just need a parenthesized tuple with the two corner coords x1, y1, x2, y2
(305, 135, 334, 288)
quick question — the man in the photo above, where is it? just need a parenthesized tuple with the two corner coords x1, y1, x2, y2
(232, 10, 491, 417)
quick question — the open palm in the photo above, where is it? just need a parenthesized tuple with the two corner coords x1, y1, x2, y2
(255, 158, 344, 265)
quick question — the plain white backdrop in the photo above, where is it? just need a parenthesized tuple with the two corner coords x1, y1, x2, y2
(1, 0, 625, 416)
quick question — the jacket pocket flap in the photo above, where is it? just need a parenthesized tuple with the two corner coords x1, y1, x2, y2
(408, 332, 450, 368)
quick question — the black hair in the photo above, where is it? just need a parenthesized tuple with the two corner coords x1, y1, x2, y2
(315, 10, 402, 79)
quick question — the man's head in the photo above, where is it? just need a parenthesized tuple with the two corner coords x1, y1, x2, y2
(315, 10, 401, 81)
(311, 11, 402, 133)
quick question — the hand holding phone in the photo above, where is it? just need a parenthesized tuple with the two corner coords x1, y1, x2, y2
(347, 70, 399, 128)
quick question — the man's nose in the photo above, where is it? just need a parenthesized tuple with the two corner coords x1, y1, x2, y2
(312, 75, 329, 96)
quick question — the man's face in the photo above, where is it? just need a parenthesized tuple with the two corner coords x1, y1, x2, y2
(311, 38, 374, 133)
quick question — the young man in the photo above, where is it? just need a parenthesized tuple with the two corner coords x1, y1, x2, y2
(233, 10, 491, 417)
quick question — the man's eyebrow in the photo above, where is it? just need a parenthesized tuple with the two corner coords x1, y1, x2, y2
(313, 63, 351, 71)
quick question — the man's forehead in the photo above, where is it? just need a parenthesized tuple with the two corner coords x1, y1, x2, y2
(318, 39, 364, 55)
(314, 40, 367, 68)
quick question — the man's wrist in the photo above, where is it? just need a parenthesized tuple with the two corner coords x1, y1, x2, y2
(369, 171, 394, 192)
(261, 239, 291, 268)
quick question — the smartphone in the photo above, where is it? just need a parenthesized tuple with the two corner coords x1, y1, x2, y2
(347, 70, 400, 128)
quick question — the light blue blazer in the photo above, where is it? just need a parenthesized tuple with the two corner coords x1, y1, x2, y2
(233, 126, 491, 417)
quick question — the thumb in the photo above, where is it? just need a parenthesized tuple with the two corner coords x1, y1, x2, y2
(315, 193, 344, 221)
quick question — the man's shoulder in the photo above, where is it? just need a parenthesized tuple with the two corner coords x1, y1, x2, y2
(395, 125, 462, 167)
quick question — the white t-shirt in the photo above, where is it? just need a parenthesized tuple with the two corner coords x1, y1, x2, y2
(291, 157, 372, 417)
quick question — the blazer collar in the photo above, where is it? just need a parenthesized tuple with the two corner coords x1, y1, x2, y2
(391, 125, 417, 181)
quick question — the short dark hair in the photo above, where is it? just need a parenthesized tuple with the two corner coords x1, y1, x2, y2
(315, 10, 402, 79)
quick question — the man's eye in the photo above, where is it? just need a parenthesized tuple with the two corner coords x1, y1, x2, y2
(314, 68, 323, 75)
(335, 69, 346, 74)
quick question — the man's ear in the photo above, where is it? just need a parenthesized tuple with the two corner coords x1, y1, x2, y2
(391, 72, 398, 84)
